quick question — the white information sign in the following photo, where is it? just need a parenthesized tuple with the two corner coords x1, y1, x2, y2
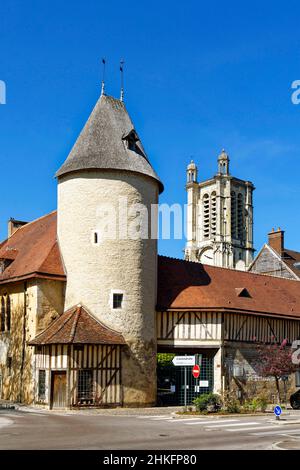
(172, 356, 195, 366)
(200, 380, 209, 387)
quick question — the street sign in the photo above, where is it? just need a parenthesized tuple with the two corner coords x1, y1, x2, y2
(192, 364, 200, 379)
(274, 405, 282, 417)
(199, 380, 209, 388)
(172, 356, 195, 367)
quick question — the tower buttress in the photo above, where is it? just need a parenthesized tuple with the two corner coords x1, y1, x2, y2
(185, 161, 198, 261)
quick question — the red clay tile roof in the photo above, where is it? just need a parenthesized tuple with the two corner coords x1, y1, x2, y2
(29, 305, 126, 345)
(282, 249, 300, 279)
(157, 256, 300, 319)
(0, 211, 65, 284)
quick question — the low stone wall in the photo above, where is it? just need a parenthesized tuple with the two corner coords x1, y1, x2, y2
(224, 341, 297, 403)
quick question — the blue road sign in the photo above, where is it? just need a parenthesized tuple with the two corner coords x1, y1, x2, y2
(274, 405, 282, 416)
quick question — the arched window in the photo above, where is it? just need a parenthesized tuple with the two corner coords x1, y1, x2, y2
(6, 296, 11, 332)
(1, 297, 5, 332)
(231, 191, 237, 238)
(203, 192, 217, 239)
(210, 192, 217, 237)
(203, 194, 210, 239)
(237, 193, 244, 241)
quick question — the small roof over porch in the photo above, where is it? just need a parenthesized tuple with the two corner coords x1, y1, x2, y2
(29, 305, 126, 345)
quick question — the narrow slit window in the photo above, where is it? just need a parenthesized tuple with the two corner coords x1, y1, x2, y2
(94, 232, 98, 244)
(113, 293, 123, 309)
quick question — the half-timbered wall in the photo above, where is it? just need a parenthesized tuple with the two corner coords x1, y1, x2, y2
(157, 311, 300, 346)
(157, 311, 222, 345)
(224, 313, 300, 344)
(35, 344, 122, 407)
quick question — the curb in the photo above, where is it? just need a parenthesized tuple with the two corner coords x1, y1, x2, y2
(272, 439, 300, 450)
(272, 441, 287, 450)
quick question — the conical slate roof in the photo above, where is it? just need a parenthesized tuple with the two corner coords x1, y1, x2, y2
(56, 95, 163, 193)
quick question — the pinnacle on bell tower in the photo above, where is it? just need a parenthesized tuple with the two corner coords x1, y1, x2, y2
(186, 160, 198, 183)
(218, 149, 230, 176)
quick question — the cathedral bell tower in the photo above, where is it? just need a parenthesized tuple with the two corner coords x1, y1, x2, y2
(184, 150, 254, 270)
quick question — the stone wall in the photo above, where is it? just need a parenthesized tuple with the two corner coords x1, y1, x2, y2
(0, 278, 65, 404)
(0, 281, 36, 402)
(224, 341, 297, 403)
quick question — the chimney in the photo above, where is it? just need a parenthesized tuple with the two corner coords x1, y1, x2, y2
(8, 218, 27, 238)
(268, 227, 284, 256)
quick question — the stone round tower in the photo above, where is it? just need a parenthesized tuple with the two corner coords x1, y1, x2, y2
(56, 94, 163, 406)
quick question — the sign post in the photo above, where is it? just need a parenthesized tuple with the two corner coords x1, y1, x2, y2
(172, 355, 195, 410)
(184, 366, 187, 411)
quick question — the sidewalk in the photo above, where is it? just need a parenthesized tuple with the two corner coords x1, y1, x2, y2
(1, 398, 300, 421)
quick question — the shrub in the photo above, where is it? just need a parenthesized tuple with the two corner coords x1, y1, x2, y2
(242, 396, 268, 413)
(243, 398, 260, 412)
(257, 396, 268, 412)
(193, 393, 221, 412)
(226, 399, 241, 413)
(223, 391, 241, 413)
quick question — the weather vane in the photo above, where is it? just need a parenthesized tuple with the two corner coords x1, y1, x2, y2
(120, 59, 125, 101)
(101, 58, 106, 96)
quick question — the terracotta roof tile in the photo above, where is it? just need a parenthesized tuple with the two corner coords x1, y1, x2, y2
(157, 256, 300, 318)
(0, 211, 65, 284)
(29, 305, 126, 345)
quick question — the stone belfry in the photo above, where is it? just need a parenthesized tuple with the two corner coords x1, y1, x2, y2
(185, 150, 254, 270)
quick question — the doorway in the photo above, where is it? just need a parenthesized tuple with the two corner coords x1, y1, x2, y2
(157, 352, 214, 406)
(51, 371, 67, 409)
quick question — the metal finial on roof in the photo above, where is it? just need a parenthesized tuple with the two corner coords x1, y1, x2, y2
(101, 58, 106, 96)
(120, 59, 125, 101)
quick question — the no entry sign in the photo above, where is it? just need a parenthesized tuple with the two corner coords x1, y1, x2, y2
(192, 364, 200, 379)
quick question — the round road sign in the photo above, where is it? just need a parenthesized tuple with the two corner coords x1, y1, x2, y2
(274, 405, 282, 417)
(192, 365, 200, 379)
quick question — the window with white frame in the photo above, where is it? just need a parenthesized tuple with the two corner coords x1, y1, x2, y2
(113, 293, 123, 309)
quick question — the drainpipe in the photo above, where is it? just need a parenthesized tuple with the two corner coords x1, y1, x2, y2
(19, 281, 27, 402)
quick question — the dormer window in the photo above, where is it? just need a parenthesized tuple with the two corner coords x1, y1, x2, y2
(123, 129, 139, 152)
(235, 287, 251, 298)
(127, 134, 136, 151)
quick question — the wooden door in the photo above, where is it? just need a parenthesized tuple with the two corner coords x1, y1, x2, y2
(51, 371, 67, 409)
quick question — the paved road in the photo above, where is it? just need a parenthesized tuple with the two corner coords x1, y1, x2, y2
(0, 409, 300, 450)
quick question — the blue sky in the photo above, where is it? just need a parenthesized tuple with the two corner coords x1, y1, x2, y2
(1, 0, 300, 257)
